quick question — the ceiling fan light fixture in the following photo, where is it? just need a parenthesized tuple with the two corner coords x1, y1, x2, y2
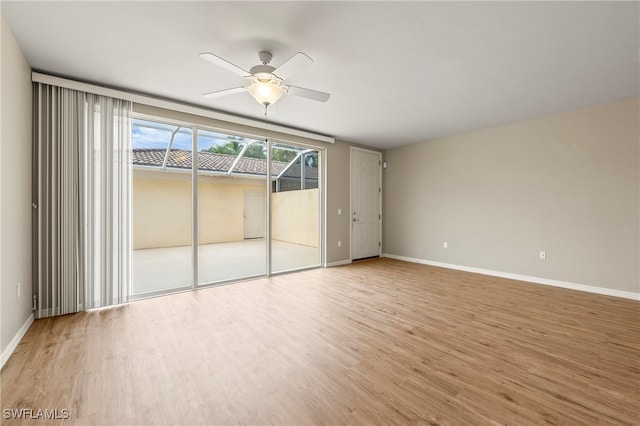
(200, 50, 330, 105)
(247, 81, 284, 106)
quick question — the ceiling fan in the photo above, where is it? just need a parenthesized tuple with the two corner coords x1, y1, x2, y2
(199, 51, 330, 107)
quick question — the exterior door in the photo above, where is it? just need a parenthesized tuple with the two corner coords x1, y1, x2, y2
(351, 147, 381, 260)
(244, 189, 265, 239)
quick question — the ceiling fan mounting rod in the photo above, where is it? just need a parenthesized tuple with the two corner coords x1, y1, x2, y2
(258, 51, 272, 65)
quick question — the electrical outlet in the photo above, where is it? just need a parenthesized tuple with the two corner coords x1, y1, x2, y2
(338, 208, 342, 215)
(338, 240, 342, 247)
(539, 251, 547, 260)
(443, 242, 448, 249)
(17, 283, 21, 298)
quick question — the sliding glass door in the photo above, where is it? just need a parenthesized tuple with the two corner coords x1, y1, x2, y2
(131, 116, 324, 297)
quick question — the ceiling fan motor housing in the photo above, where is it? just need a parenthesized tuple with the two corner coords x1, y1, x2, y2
(250, 64, 278, 82)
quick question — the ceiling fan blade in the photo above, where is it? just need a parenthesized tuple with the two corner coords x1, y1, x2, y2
(287, 85, 330, 102)
(273, 52, 313, 80)
(202, 87, 247, 99)
(199, 52, 250, 77)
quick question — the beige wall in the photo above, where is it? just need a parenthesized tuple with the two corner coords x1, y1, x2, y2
(199, 179, 262, 244)
(383, 97, 640, 294)
(272, 188, 319, 247)
(325, 140, 354, 263)
(133, 175, 192, 249)
(1, 16, 33, 354)
(134, 171, 320, 249)
(133, 171, 265, 249)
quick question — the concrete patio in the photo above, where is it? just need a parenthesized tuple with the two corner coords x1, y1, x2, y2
(132, 239, 321, 296)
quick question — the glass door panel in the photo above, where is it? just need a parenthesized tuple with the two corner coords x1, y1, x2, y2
(196, 130, 267, 284)
(131, 118, 194, 296)
(270, 143, 321, 273)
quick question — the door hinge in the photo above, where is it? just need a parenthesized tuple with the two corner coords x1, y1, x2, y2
(379, 187, 381, 193)
(379, 241, 381, 247)
(379, 214, 381, 220)
(32, 294, 37, 311)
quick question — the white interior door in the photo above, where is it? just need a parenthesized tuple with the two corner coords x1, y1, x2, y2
(351, 148, 381, 260)
(244, 189, 265, 239)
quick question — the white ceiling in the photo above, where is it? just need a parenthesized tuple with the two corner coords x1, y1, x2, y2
(2, 1, 639, 149)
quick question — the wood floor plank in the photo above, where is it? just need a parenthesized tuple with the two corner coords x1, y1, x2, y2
(1, 258, 639, 425)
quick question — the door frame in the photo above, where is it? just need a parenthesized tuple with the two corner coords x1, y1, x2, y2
(349, 146, 382, 260)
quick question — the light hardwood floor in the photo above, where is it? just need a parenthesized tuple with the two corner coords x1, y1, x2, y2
(2, 258, 639, 425)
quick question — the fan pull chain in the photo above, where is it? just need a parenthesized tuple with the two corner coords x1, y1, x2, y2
(264, 104, 269, 143)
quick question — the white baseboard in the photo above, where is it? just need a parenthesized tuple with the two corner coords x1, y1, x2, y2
(325, 259, 353, 267)
(1, 313, 34, 369)
(382, 253, 640, 301)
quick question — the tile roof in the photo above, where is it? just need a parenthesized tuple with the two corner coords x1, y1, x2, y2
(133, 149, 318, 179)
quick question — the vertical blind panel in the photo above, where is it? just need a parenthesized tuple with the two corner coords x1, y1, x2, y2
(33, 83, 132, 318)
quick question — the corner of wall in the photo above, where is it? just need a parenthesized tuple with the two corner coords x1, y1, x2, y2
(1, 14, 34, 365)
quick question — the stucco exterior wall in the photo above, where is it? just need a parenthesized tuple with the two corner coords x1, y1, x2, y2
(133, 171, 318, 249)
(133, 172, 264, 249)
(272, 188, 319, 247)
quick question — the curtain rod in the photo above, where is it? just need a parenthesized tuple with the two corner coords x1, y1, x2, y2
(32, 71, 335, 144)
